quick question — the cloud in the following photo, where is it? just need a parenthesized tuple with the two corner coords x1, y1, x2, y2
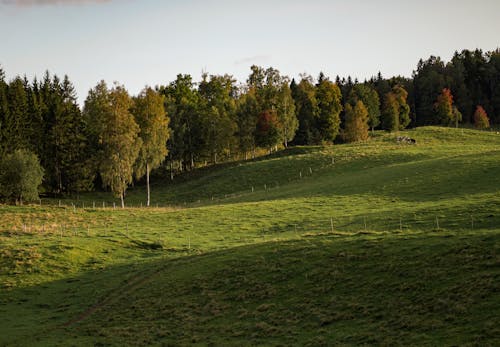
(1, 0, 111, 6)
(234, 55, 271, 65)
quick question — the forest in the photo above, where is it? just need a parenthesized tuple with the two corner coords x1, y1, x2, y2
(0, 48, 499, 204)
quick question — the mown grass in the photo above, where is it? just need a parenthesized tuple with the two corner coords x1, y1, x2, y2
(0, 127, 499, 346)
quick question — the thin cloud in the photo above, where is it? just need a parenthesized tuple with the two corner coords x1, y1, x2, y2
(1, 0, 111, 6)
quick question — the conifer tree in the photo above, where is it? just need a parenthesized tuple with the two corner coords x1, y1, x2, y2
(133, 87, 170, 206)
(5, 77, 30, 151)
(0, 68, 9, 155)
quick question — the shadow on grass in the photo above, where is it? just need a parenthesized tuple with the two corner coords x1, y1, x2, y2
(1, 230, 499, 346)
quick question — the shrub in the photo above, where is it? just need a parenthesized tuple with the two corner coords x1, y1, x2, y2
(0, 149, 44, 204)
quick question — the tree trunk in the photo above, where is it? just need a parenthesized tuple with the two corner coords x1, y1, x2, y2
(170, 161, 174, 181)
(120, 191, 125, 208)
(146, 162, 150, 207)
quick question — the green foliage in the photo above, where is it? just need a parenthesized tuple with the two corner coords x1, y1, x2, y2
(0, 128, 499, 346)
(292, 77, 320, 145)
(393, 85, 411, 129)
(159, 74, 202, 171)
(247, 66, 298, 148)
(343, 100, 369, 142)
(133, 87, 170, 206)
(348, 84, 380, 131)
(255, 110, 280, 149)
(381, 92, 399, 131)
(84, 82, 141, 207)
(316, 78, 342, 142)
(4, 77, 30, 151)
(0, 149, 44, 204)
(198, 74, 238, 163)
(381, 85, 410, 131)
(276, 82, 297, 147)
(236, 92, 258, 158)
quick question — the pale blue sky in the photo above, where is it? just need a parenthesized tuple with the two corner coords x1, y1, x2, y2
(1, 0, 499, 106)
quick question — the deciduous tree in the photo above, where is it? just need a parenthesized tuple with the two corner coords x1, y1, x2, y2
(84, 82, 141, 207)
(343, 100, 369, 142)
(133, 87, 170, 206)
(474, 105, 490, 129)
(0, 149, 44, 205)
(316, 78, 342, 142)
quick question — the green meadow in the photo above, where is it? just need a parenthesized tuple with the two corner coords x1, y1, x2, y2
(1, 127, 499, 346)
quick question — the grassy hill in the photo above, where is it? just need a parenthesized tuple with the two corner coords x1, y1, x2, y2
(0, 127, 499, 346)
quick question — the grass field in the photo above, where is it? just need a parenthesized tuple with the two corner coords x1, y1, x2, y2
(1, 127, 499, 346)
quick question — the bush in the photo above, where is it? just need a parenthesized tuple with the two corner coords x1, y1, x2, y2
(0, 149, 44, 204)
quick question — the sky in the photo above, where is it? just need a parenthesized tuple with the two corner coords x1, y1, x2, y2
(1, 0, 499, 106)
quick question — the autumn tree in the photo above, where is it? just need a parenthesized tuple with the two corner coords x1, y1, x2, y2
(434, 88, 455, 125)
(393, 85, 411, 130)
(474, 105, 490, 129)
(255, 110, 280, 151)
(84, 82, 141, 208)
(133, 87, 170, 207)
(343, 100, 369, 142)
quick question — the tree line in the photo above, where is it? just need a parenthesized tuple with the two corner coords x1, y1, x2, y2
(0, 48, 498, 204)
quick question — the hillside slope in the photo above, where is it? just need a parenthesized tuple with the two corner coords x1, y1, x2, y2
(0, 127, 499, 346)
